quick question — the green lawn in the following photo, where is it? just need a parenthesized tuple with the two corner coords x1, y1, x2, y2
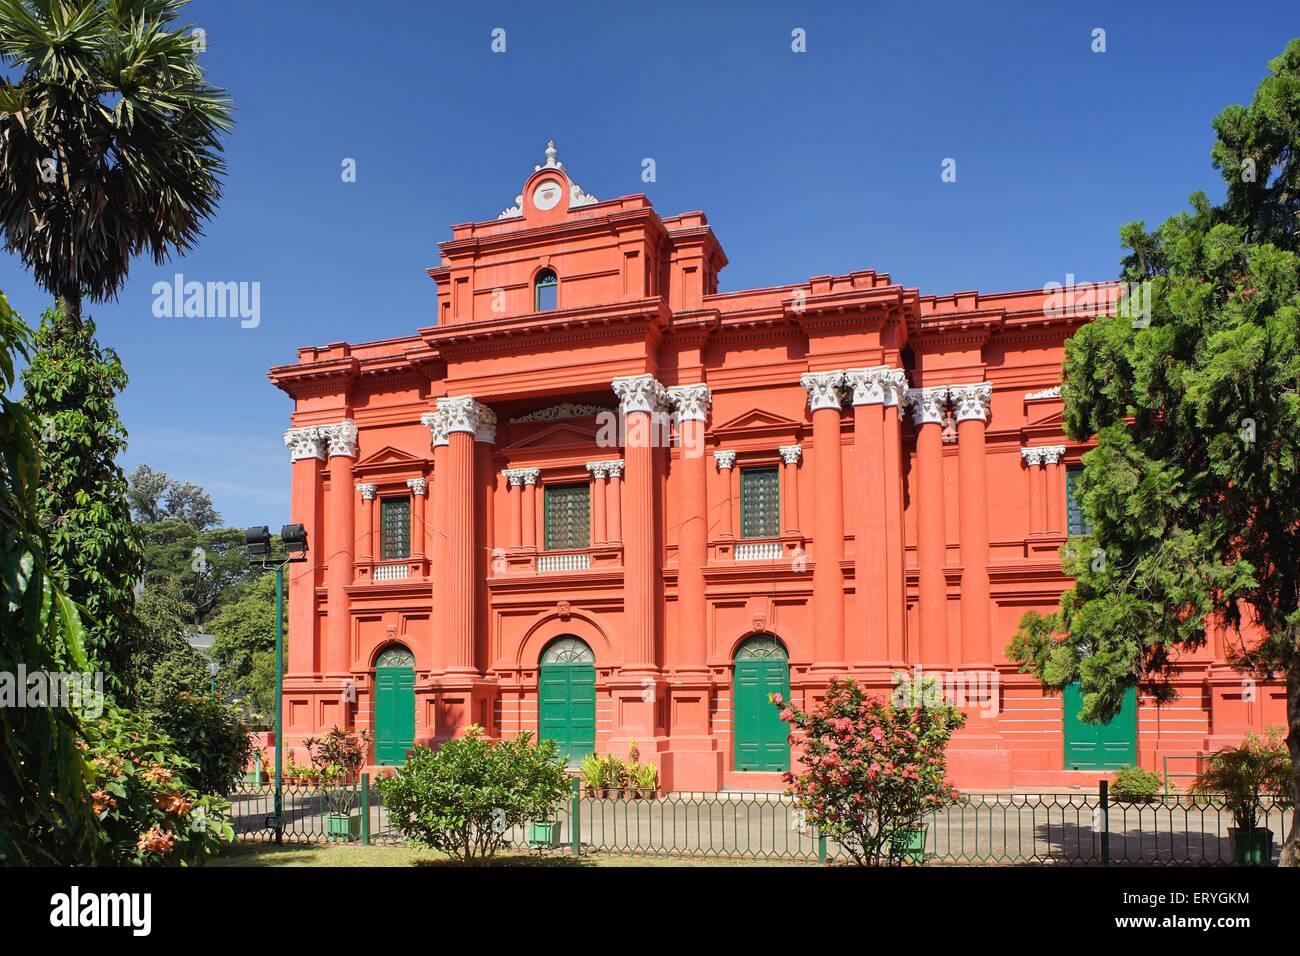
(211, 841, 804, 868)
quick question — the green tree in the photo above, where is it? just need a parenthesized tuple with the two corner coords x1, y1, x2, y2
(1008, 41, 1300, 866)
(0, 291, 102, 865)
(21, 306, 143, 694)
(209, 571, 284, 716)
(0, 0, 233, 326)
(126, 576, 206, 704)
(128, 464, 220, 531)
(138, 521, 252, 626)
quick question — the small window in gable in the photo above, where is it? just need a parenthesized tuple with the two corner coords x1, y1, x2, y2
(535, 269, 558, 312)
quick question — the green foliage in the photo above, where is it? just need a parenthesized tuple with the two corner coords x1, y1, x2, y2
(138, 522, 255, 627)
(0, 291, 103, 864)
(84, 705, 232, 865)
(1110, 766, 1165, 804)
(580, 752, 606, 789)
(209, 571, 284, 715)
(378, 726, 572, 865)
(1192, 730, 1294, 831)
(141, 692, 250, 797)
(21, 306, 144, 695)
(126, 576, 205, 702)
(128, 464, 221, 530)
(0, 0, 234, 322)
(777, 676, 966, 866)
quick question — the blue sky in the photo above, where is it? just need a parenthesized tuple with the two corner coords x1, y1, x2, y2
(2, 1, 1297, 529)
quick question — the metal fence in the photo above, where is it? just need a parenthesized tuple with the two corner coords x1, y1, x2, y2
(229, 777, 1291, 866)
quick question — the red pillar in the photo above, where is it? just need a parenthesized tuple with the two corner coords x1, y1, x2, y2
(503, 471, 522, 549)
(587, 461, 609, 545)
(1044, 446, 1065, 534)
(425, 413, 449, 674)
(846, 367, 888, 665)
(911, 387, 950, 666)
(779, 444, 802, 536)
(713, 451, 736, 539)
(667, 384, 711, 672)
(882, 370, 909, 663)
(356, 483, 376, 563)
(284, 426, 326, 675)
(605, 462, 623, 545)
(952, 383, 993, 664)
(521, 470, 539, 550)
(801, 371, 847, 670)
(437, 396, 482, 675)
(407, 477, 427, 563)
(1022, 447, 1044, 535)
(322, 420, 358, 676)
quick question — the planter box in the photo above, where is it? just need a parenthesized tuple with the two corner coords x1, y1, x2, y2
(327, 813, 361, 843)
(527, 820, 561, 849)
(1229, 827, 1273, 866)
(887, 825, 927, 864)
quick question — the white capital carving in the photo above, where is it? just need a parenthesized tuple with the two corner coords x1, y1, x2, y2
(778, 444, 802, 465)
(420, 409, 449, 448)
(844, 366, 890, 406)
(284, 425, 326, 461)
(800, 370, 846, 412)
(950, 382, 993, 424)
(883, 369, 910, 418)
(519, 467, 540, 486)
(1020, 447, 1045, 468)
(318, 420, 358, 458)
(1025, 386, 1061, 400)
(355, 482, 377, 500)
(666, 383, 711, 423)
(714, 450, 737, 470)
(437, 396, 495, 441)
(611, 374, 669, 415)
(605, 460, 624, 480)
(474, 405, 497, 444)
(501, 468, 528, 487)
(907, 387, 949, 427)
(406, 478, 427, 496)
(585, 461, 610, 480)
(1040, 445, 1066, 465)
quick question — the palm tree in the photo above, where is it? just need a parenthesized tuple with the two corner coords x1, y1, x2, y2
(0, 0, 233, 325)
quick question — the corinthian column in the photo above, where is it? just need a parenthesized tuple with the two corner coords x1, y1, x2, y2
(356, 483, 377, 563)
(422, 409, 449, 672)
(668, 383, 711, 673)
(951, 382, 993, 664)
(909, 387, 950, 665)
(586, 461, 610, 545)
(319, 420, 358, 675)
(284, 425, 327, 675)
(1042, 445, 1066, 534)
(800, 370, 847, 670)
(436, 396, 491, 675)
(612, 374, 669, 673)
(845, 366, 889, 664)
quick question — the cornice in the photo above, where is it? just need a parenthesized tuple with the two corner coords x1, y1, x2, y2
(417, 297, 670, 355)
(268, 356, 359, 399)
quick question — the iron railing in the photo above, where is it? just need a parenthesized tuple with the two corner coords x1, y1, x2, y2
(228, 777, 1291, 866)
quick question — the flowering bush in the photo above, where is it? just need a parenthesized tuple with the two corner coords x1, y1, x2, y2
(83, 706, 233, 865)
(776, 675, 966, 865)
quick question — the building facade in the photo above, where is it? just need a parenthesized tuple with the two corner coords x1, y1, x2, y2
(269, 143, 1284, 790)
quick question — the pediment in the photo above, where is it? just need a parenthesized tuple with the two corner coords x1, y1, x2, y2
(1025, 408, 1064, 430)
(713, 407, 804, 435)
(501, 420, 603, 452)
(355, 445, 424, 468)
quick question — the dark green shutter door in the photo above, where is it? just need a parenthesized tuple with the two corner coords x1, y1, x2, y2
(733, 637, 790, 772)
(374, 658, 415, 765)
(1063, 682, 1137, 770)
(538, 638, 596, 763)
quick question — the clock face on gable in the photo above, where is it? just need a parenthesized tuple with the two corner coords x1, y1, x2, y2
(532, 178, 564, 211)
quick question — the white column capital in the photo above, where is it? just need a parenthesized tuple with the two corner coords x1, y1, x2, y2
(800, 370, 846, 411)
(1040, 444, 1066, 465)
(501, 468, 529, 487)
(318, 420, 358, 458)
(950, 382, 993, 423)
(420, 409, 449, 448)
(713, 450, 737, 470)
(355, 482, 377, 500)
(437, 396, 496, 442)
(778, 444, 802, 465)
(605, 460, 625, 479)
(1020, 447, 1045, 467)
(406, 477, 427, 496)
(666, 383, 711, 423)
(585, 460, 611, 480)
(907, 387, 950, 426)
(284, 425, 327, 461)
(611, 374, 669, 415)
(843, 366, 890, 406)
(518, 467, 541, 486)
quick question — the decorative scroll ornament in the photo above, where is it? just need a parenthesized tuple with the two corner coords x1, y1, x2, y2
(497, 141, 598, 219)
(778, 444, 802, 465)
(604, 460, 624, 479)
(611, 374, 669, 415)
(714, 450, 737, 470)
(420, 409, 449, 448)
(510, 402, 611, 424)
(1020, 447, 1046, 467)
(883, 369, 911, 414)
(666, 383, 712, 424)
(1025, 386, 1061, 400)
(907, 387, 950, 427)
(844, 366, 890, 406)
(284, 425, 326, 461)
(950, 382, 993, 423)
(800, 370, 846, 412)
(1040, 445, 1066, 465)
(585, 461, 610, 480)
(406, 478, 427, 496)
(318, 420, 358, 458)
(355, 483, 377, 500)
(475, 405, 498, 444)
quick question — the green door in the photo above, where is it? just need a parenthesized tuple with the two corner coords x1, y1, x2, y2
(1063, 682, 1137, 770)
(374, 646, 415, 765)
(538, 637, 596, 764)
(733, 635, 790, 772)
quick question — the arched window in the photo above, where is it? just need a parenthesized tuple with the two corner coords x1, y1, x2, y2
(534, 269, 558, 312)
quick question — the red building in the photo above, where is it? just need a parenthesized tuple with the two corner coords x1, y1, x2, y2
(269, 142, 1284, 790)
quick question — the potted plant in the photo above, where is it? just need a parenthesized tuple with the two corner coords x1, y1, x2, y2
(580, 752, 606, 797)
(635, 762, 659, 798)
(1191, 729, 1293, 866)
(526, 819, 561, 850)
(603, 755, 625, 799)
(304, 727, 374, 842)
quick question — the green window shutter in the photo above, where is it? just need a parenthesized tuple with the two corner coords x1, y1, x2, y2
(381, 497, 411, 559)
(740, 466, 780, 538)
(1066, 465, 1090, 536)
(545, 483, 590, 550)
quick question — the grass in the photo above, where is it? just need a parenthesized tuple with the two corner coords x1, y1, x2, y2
(211, 840, 807, 868)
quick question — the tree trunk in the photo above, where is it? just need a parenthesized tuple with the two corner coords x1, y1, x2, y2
(1281, 658, 1300, 867)
(56, 283, 82, 328)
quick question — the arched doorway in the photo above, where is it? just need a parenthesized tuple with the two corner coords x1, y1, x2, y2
(733, 635, 790, 772)
(538, 636, 596, 764)
(373, 645, 415, 765)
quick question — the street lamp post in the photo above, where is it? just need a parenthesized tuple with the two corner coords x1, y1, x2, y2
(208, 660, 220, 699)
(246, 523, 309, 846)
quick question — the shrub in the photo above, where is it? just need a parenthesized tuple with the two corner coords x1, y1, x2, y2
(1192, 729, 1294, 832)
(776, 675, 966, 866)
(1110, 765, 1165, 804)
(377, 726, 570, 864)
(83, 706, 232, 865)
(143, 691, 251, 796)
